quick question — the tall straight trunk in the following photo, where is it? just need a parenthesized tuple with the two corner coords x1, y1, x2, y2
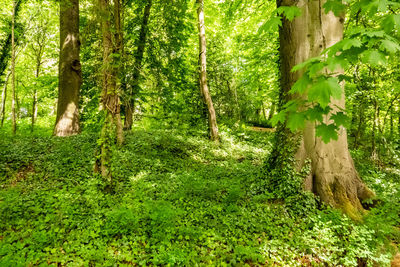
(398, 103, 400, 136)
(96, 0, 124, 181)
(268, 102, 276, 121)
(268, 0, 373, 219)
(32, 90, 37, 131)
(0, 71, 11, 127)
(390, 108, 393, 139)
(54, 0, 81, 136)
(124, 0, 152, 130)
(11, 0, 16, 135)
(371, 100, 378, 160)
(32, 59, 41, 132)
(197, 0, 218, 141)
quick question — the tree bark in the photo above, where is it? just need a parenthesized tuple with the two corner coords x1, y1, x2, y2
(269, 0, 374, 219)
(11, 0, 16, 135)
(54, 0, 81, 136)
(96, 0, 124, 181)
(124, 0, 152, 130)
(197, 0, 218, 141)
(0, 70, 11, 127)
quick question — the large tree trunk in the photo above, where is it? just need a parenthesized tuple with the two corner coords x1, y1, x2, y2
(124, 0, 152, 130)
(270, 0, 374, 219)
(197, 0, 218, 141)
(96, 0, 124, 181)
(11, 0, 16, 135)
(54, 0, 81, 136)
(0, 70, 11, 127)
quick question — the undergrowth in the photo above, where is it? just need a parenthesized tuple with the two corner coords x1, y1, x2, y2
(0, 121, 399, 266)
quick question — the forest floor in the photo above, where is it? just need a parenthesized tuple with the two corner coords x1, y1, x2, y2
(0, 119, 399, 266)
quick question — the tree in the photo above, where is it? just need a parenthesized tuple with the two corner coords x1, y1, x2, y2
(11, 0, 17, 135)
(268, 0, 374, 219)
(54, 0, 81, 136)
(124, 0, 152, 130)
(196, 0, 218, 141)
(0, 70, 11, 127)
(29, 15, 49, 132)
(96, 0, 124, 181)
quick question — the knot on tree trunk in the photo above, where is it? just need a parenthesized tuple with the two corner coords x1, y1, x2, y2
(71, 59, 81, 72)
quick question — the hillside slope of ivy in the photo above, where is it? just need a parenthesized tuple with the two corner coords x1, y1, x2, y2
(0, 121, 399, 266)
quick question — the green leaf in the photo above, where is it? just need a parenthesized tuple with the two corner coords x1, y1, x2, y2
(287, 112, 306, 132)
(323, 0, 346, 16)
(341, 39, 363, 50)
(380, 39, 400, 53)
(361, 50, 387, 66)
(305, 106, 324, 122)
(291, 75, 311, 94)
(277, 6, 302, 21)
(308, 77, 342, 108)
(327, 77, 342, 100)
(316, 123, 339, 143)
(258, 16, 282, 33)
(270, 110, 286, 126)
(363, 30, 385, 38)
(377, 0, 389, 12)
(331, 112, 349, 127)
(309, 62, 326, 77)
(292, 57, 320, 72)
(326, 55, 348, 71)
(283, 100, 303, 112)
(381, 14, 400, 32)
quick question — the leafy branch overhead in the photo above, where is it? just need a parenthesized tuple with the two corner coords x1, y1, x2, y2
(272, 0, 400, 143)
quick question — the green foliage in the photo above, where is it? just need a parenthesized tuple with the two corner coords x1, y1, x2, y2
(274, 0, 400, 143)
(0, 122, 398, 265)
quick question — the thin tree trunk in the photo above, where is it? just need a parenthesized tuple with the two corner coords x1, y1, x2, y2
(114, 0, 124, 144)
(0, 71, 11, 127)
(197, 0, 218, 141)
(96, 0, 124, 181)
(371, 100, 378, 160)
(124, 0, 152, 130)
(268, 102, 276, 121)
(268, 0, 373, 219)
(390, 108, 393, 139)
(11, 0, 16, 135)
(15, 88, 20, 119)
(32, 60, 41, 132)
(226, 77, 241, 120)
(54, 0, 81, 136)
(398, 102, 400, 136)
